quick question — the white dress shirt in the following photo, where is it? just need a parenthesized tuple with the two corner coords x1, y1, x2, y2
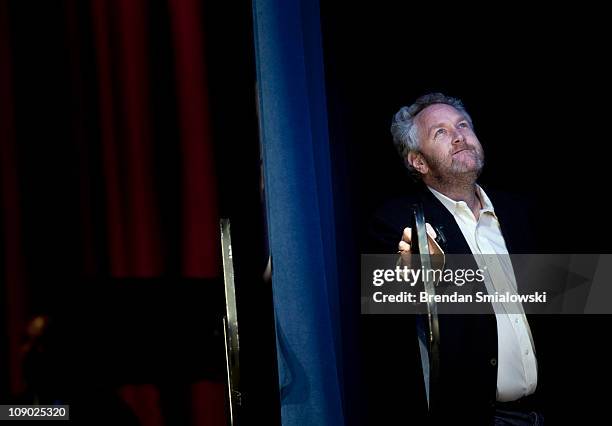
(428, 185, 538, 402)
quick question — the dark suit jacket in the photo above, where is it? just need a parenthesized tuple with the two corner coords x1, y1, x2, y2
(361, 183, 541, 425)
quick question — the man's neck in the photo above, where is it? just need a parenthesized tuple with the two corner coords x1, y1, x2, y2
(425, 179, 482, 219)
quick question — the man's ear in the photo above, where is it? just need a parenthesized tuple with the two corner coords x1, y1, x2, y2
(407, 151, 428, 175)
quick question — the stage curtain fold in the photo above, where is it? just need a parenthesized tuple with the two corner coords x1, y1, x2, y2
(252, 0, 346, 424)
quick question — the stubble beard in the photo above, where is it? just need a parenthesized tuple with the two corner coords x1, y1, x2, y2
(423, 148, 485, 190)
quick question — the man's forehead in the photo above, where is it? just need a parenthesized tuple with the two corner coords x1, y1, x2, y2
(416, 103, 464, 123)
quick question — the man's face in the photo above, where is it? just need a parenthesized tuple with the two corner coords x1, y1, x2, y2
(411, 103, 484, 182)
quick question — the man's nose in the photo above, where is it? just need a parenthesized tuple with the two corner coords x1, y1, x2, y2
(451, 130, 465, 145)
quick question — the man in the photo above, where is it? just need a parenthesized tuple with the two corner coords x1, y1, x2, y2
(363, 93, 544, 424)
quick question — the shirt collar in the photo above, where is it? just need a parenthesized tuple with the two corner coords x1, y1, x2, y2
(427, 184, 497, 217)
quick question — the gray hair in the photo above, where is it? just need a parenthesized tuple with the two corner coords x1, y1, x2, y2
(390, 92, 473, 175)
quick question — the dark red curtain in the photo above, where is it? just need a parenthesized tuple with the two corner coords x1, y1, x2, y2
(1, 0, 225, 424)
(87, 0, 220, 278)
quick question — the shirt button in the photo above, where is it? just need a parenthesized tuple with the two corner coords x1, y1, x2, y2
(515, 318, 519, 324)
(490, 358, 497, 366)
(524, 349, 529, 356)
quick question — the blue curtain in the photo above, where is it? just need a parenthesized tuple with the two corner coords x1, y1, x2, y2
(252, 0, 345, 424)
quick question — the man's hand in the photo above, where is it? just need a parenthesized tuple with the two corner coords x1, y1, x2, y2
(398, 223, 442, 264)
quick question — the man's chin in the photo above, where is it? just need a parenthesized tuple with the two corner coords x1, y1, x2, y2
(450, 162, 481, 175)
(425, 155, 484, 184)
(452, 152, 483, 170)
(447, 163, 483, 181)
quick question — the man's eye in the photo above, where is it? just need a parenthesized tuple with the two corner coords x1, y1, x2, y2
(435, 128, 446, 137)
(458, 122, 469, 128)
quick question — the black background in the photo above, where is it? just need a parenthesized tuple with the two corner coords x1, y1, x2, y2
(320, 2, 612, 252)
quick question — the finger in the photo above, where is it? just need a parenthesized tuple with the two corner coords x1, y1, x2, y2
(402, 227, 412, 243)
(428, 239, 442, 255)
(398, 241, 411, 252)
(425, 222, 437, 240)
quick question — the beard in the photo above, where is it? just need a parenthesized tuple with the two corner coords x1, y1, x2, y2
(422, 146, 485, 187)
